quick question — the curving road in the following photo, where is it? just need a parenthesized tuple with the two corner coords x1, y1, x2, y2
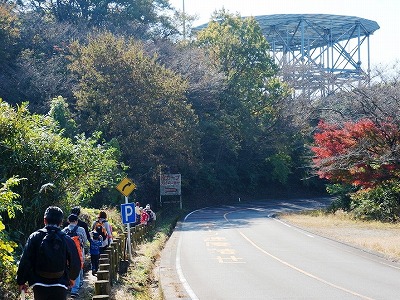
(159, 198, 400, 300)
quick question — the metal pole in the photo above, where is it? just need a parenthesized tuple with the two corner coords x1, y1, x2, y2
(182, 0, 186, 40)
(357, 22, 361, 69)
(125, 196, 132, 260)
(301, 18, 305, 61)
(367, 34, 371, 85)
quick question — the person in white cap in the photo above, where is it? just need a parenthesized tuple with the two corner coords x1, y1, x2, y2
(145, 204, 156, 224)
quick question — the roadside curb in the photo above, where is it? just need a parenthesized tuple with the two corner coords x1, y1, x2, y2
(159, 221, 192, 300)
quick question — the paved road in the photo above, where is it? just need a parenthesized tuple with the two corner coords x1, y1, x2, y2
(159, 198, 400, 300)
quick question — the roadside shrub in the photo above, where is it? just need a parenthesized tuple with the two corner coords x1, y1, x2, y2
(350, 181, 400, 222)
(326, 183, 356, 212)
(0, 176, 24, 300)
(0, 221, 19, 300)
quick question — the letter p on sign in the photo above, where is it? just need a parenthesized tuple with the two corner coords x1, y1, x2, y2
(121, 203, 136, 224)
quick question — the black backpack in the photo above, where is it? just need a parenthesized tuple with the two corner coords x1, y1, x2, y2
(64, 225, 78, 236)
(64, 226, 82, 246)
(35, 228, 67, 279)
(146, 209, 154, 222)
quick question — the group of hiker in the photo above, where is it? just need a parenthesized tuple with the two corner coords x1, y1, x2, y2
(16, 206, 114, 300)
(16, 202, 157, 299)
(134, 202, 156, 226)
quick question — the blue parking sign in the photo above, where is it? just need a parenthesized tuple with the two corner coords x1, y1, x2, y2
(121, 203, 136, 224)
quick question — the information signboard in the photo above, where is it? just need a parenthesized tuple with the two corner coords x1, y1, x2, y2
(160, 173, 181, 196)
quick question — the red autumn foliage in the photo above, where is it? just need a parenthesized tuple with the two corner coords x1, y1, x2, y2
(311, 119, 400, 188)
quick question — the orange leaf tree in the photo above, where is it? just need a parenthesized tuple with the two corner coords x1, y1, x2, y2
(311, 119, 400, 188)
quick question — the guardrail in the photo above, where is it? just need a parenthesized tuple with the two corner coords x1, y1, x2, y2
(91, 221, 156, 300)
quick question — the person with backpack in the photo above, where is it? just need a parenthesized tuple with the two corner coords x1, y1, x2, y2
(63, 214, 87, 298)
(140, 207, 149, 225)
(70, 206, 91, 242)
(145, 204, 156, 225)
(62, 206, 91, 242)
(16, 206, 81, 300)
(69, 206, 90, 289)
(92, 211, 113, 253)
(134, 202, 141, 226)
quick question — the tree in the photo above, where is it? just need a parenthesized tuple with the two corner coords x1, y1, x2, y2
(0, 99, 122, 236)
(68, 33, 201, 189)
(0, 12, 84, 112)
(312, 66, 400, 188)
(0, 3, 21, 104)
(0, 3, 20, 64)
(194, 10, 296, 194)
(309, 65, 400, 219)
(48, 96, 78, 138)
(19, 0, 175, 35)
(196, 10, 283, 122)
(312, 118, 400, 188)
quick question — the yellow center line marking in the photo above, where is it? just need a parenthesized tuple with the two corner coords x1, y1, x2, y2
(206, 241, 230, 247)
(210, 248, 236, 255)
(215, 255, 246, 263)
(238, 230, 374, 300)
(204, 236, 227, 241)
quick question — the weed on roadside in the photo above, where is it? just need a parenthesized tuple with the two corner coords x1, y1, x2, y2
(280, 210, 400, 261)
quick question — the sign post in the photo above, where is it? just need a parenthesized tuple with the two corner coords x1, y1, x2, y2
(116, 178, 136, 260)
(160, 173, 182, 209)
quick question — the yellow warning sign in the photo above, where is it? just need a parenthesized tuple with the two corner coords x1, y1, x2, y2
(116, 178, 136, 197)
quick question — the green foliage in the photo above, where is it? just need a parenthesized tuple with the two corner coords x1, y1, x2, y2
(326, 183, 356, 212)
(48, 96, 78, 138)
(0, 176, 24, 219)
(350, 181, 400, 222)
(193, 10, 300, 196)
(0, 176, 24, 300)
(0, 99, 123, 237)
(0, 0, 325, 211)
(266, 152, 292, 185)
(326, 181, 400, 222)
(68, 32, 201, 178)
(196, 10, 289, 128)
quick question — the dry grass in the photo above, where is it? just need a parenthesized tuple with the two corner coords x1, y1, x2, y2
(111, 213, 179, 300)
(111, 232, 167, 300)
(280, 210, 400, 261)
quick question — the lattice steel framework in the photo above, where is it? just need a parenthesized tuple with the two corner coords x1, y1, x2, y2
(254, 14, 380, 97)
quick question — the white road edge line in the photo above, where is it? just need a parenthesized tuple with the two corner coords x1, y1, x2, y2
(175, 210, 202, 300)
(176, 234, 199, 300)
(273, 216, 315, 238)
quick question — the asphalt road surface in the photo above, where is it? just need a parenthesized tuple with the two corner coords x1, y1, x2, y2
(159, 198, 400, 300)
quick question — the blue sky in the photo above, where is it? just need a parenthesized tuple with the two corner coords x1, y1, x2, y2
(169, 0, 400, 67)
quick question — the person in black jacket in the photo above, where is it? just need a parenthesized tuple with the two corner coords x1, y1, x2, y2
(17, 206, 81, 300)
(70, 206, 91, 242)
